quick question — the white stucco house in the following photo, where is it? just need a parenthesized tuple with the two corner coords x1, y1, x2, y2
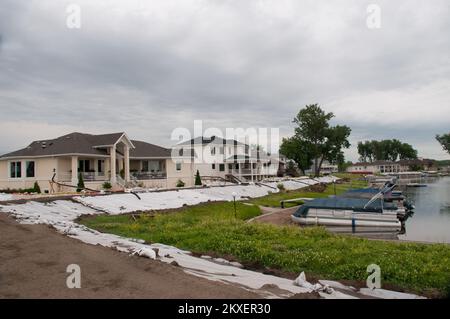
(174, 136, 283, 182)
(0, 132, 194, 193)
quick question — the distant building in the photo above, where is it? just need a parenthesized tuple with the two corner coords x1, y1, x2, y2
(347, 161, 400, 174)
(307, 160, 339, 175)
(347, 158, 438, 174)
(398, 158, 437, 172)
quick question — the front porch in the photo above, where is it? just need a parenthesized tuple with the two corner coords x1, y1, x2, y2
(225, 155, 268, 182)
(130, 159, 167, 180)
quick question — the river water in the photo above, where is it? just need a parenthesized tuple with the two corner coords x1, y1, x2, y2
(399, 176, 450, 243)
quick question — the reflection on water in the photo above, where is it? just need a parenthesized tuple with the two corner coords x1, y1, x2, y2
(399, 176, 450, 243)
(325, 177, 450, 243)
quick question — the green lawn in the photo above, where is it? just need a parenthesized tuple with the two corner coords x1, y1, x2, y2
(80, 201, 450, 297)
(252, 177, 368, 208)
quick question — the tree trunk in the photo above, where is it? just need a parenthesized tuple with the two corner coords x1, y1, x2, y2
(315, 155, 325, 177)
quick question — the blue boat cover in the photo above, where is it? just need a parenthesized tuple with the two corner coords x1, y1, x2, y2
(293, 197, 397, 217)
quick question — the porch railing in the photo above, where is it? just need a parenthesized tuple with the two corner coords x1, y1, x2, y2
(131, 172, 167, 180)
(57, 172, 109, 182)
(228, 168, 262, 176)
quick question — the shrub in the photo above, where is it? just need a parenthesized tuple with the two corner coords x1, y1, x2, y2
(33, 181, 41, 193)
(176, 179, 185, 187)
(77, 172, 85, 192)
(102, 181, 112, 190)
(195, 170, 202, 186)
(277, 183, 285, 192)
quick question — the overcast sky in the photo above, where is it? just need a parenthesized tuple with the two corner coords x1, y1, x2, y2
(0, 0, 449, 161)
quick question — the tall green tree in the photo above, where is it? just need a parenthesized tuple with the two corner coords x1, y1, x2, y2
(279, 136, 313, 175)
(357, 139, 417, 162)
(436, 133, 450, 155)
(281, 104, 351, 177)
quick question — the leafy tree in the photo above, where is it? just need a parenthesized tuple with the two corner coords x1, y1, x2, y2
(77, 172, 85, 192)
(338, 161, 353, 173)
(281, 104, 351, 177)
(284, 160, 300, 177)
(436, 133, 450, 155)
(398, 142, 418, 160)
(194, 170, 202, 186)
(357, 139, 417, 162)
(280, 136, 314, 175)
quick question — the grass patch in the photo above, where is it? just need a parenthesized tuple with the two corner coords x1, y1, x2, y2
(251, 179, 368, 208)
(80, 201, 450, 297)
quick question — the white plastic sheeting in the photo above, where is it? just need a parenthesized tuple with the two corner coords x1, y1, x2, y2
(0, 200, 312, 298)
(75, 176, 338, 214)
(0, 193, 13, 201)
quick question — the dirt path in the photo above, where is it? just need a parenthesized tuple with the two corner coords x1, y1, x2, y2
(250, 207, 298, 226)
(0, 215, 258, 298)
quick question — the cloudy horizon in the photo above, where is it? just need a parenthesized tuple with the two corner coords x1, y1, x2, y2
(0, 0, 449, 161)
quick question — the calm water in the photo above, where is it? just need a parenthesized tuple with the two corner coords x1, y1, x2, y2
(399, 176, 450, 243)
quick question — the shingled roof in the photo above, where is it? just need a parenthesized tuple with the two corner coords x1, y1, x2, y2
(0, 132, 171, 159)
(129, 140, 171, 158)
(177, 135, 246, 146)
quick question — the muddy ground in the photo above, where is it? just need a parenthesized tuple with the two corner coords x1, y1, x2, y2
(0, 214, 259, 298)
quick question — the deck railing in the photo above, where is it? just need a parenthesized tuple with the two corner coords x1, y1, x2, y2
(131, 171, 167, 180)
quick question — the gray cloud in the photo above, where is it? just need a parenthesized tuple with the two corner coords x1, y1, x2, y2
(0, 0, 449, 160)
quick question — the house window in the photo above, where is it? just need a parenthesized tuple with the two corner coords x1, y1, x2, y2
(252, 163, 256, 169)
(228, 164, 233, 169)
(219, 164, 225, 172)
(142, 161, 149, 171)
(10, 161, 21, 178)
(78, 160, 91, 172)
(211, 147, 216, 155)
(212, 164, 216, 170)
(176, 162, 182, 171)
(26, 161, 35, 178)
(97, 160, 104, 174)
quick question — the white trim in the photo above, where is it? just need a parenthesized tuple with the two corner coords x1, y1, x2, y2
(0, 153, 111, 160)
(130, 156, 170, 160)
(113, 133, 136, 149)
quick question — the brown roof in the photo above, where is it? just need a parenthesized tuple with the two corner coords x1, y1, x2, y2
(0, 132, 170, 159)
(129, 140, 170, 158)
(177, 135, 246, 146)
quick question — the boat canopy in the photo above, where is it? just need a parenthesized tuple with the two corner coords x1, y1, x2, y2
(341, 188, 404, 200)
(293, 197, 397, 217)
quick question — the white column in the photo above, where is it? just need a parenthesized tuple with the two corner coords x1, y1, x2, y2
(250, 161, 254, 182)
(110, 145, 116, 183)
(71, 156, 78, 186)
(124, 144, 130, 182)
(238, 162, 242, 176)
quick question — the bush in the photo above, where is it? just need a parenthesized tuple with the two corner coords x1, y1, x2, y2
(102, 181, 112, 190)
(176, 179, 185, 188)
(77, 172, 85, 192)
(277, 183, 285, 192)
(33, 181, 41, 193)
(194, 170, 202, 186)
